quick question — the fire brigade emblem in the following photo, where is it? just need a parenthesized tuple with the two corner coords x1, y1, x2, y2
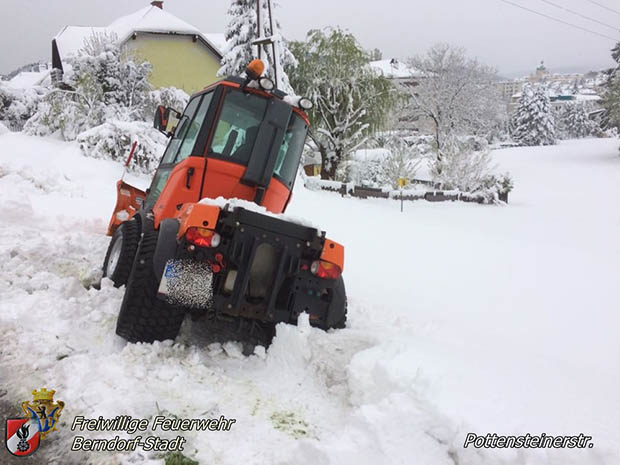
(5, 388, 64, 456)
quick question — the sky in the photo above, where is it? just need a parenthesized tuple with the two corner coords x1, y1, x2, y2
(1, 0, 619, 77)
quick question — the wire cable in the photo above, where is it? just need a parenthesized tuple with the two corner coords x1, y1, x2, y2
(585, 0, 620, 17)
(497, 0, 618, 41)
(537, 0, 620, 32)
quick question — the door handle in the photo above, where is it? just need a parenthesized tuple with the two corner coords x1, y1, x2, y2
(186, 167, 195, 189)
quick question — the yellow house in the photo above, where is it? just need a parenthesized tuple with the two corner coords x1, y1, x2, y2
(52, 1, 223, 94)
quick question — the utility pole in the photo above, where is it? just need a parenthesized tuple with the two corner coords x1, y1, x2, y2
(256, 0, 262, 60)
(252, 0, 282, 90)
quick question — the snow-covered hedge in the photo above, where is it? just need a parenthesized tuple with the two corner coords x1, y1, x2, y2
(77, 121, 167, 173)
(22, 32, 189, 172)
(0, 82, 44, 131)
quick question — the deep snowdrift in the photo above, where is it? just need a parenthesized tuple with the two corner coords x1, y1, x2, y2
(0, 132, 618, 465)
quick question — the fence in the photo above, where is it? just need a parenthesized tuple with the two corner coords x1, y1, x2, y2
(303, 178, 508, 204)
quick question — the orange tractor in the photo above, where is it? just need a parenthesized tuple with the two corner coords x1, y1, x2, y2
(102, 61, 346, 349)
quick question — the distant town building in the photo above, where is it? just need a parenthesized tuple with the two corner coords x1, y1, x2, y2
(52, 1, 224, 94)
(499, 61, 603, 115)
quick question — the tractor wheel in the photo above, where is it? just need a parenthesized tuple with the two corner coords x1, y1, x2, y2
(103, 219, 140, 287)
(319, 276, 347, 330)
(115, 228, 185, 343)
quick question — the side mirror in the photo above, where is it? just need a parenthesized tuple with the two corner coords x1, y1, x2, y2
(154, 105, 181, 137)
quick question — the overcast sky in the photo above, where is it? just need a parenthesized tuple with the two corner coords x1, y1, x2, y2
(1, 0, 619, 77)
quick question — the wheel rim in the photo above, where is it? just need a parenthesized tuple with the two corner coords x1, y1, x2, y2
(106, 235, 123, 277)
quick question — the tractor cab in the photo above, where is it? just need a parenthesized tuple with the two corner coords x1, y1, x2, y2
(146, 62, 311, 229)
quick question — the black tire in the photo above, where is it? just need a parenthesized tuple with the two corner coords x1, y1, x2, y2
(115, 227, 185, 343)
(103, 219, 140, 287)
(318, 276, 347, 330)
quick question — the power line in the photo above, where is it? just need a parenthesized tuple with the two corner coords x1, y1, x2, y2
(497, 0, 619, 41)
(585, 0, 620, 17)
(538, 0, 620, 32)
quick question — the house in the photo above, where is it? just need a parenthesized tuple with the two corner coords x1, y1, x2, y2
(369, 58, 422, 89)
(52, 1, 224, 94)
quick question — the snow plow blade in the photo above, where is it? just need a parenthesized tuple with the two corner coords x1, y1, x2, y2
(106, 180, 146, 236)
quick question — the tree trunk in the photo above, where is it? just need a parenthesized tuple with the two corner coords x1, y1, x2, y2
(320, 148, 340, 180)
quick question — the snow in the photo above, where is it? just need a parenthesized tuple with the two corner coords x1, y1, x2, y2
(0, 131, 618, 464)
(575, 94, 601, 102)
(351, 147, 391, 162)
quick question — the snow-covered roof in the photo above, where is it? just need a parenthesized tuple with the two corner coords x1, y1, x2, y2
(54, 26, 109, 60)
(109, 6, 201, 42)
(204, 33, 226, 54)
(369, 59, 421, 79)
(53, 5, 222, 61)
(7, 70, 49, 89)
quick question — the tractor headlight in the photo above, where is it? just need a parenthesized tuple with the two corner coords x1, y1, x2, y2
(259, 77, 275, 91)
(298, 97, 313, 110)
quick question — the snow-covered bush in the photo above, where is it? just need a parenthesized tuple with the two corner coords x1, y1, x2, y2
(0, 82, 43, 131)
(25, 89, 104, 140)
(146, 87, 189, 116)
(432, 137, 494, 192)
(378, 139, 421, 189)
(77, 121, 167, 173)
(510, 84, 556, 146)
(344, 134, 422, 188)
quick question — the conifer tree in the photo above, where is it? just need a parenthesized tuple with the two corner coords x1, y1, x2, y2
(511, 84, 556, 146)
(218, 0, 297, 93)
(559, 103, 596, 139)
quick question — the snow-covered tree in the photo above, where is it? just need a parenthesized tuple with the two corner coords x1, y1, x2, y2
(26, 32, 154, 140)
(557, 103, 598, 139)
(23, 32, 189, 172)
(510, 84, 556, 146)
(601, 42, 620, 132)
(288, 28, 397, 180)
(218, 0, 297, 93)
(405, 44, 501, 152)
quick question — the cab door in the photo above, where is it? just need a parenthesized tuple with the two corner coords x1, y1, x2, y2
(145, 91, 216, 224)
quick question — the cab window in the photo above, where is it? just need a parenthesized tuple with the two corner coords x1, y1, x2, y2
(176, 93, 213, 162)
(274, 114, 307, 188)
(209, 90, 268, 164)
(161, 97, 200, 165)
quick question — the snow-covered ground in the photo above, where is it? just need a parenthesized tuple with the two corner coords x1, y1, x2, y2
(0, 133, 618, 465)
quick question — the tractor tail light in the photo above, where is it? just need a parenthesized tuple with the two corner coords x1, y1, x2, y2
(310, 260, 342, 280)
(185, 227, 221, 248)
